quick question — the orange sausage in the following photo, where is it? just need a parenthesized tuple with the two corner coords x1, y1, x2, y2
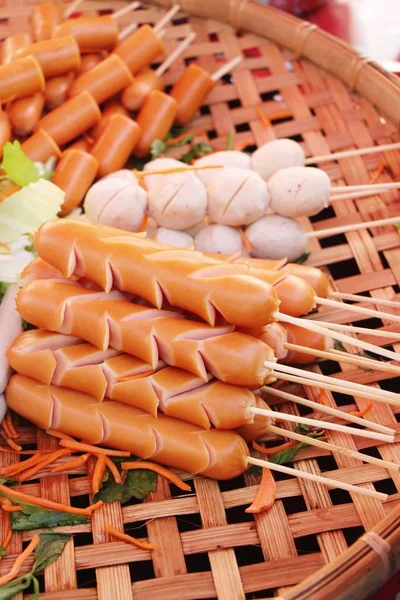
(44, 73, 75, 110)
(282, 322, 333, 364)
(0, 56, 45, 102)
(68, 54, 133, 104)
(52, 149, 99, 216)
(90, 101, 130, 140)
(170, 63, 214, 125)
(15, 36, 81, 78)
(90, 114, 141, 177)
(31, 2, 63, 42)
(35, 91, 101, 146)
(239, 322, 288, 361)
(114, 24, 164, 74)
(19, 257, 66, 288)
(7, 92, 45, 137)
(54, 16, 119, 53)
(6, 374, 249, 480)
(1, 33, 32, 65)
(21, 128, 62, 162)
(236, 396, 271, 442)
(33, 220, 281, 328)
(79, 52, 105, 74)
(134, 90, 177, 157)
(67, 137, 92, 152)
(0, 110, 11, 159)
(16, 280, 275, 387)
(121, 68, 164, 111)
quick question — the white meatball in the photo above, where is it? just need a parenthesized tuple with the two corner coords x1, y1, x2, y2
(194, 151, 251, 186)
(208, 168, 270, 227)
(268, 166, 330, 217)
(154, 228, 194, 248)
(195, 225, 244, 255)
(251, 139, 305, 181)
(143, 158, 189, 191)
(84, 176, 147, 232)
(245, 215, 307, 262)
(148, 176, 207, 230)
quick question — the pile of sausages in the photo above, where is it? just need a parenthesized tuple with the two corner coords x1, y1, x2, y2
(6, 219, 334, 480)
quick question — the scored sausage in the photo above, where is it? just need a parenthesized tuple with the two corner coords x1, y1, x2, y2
(281, 322, 334, 364)
(7, 92, 45, 137)
(236, 396, 271, 442)
(6, 374, 249, 480)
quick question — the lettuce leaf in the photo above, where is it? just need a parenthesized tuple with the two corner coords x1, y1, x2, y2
(1, 141, 41, 187)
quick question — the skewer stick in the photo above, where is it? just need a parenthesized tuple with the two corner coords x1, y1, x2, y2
(283, 342, 400, 375)
(330, 291, 400, 310)
(155, 32, 197, 77)
(153, 4, 181, 34)
(265, 360, 400, 405)
(304, 318, 400, 341)
(211, 56, 243, 82)
(332, 181, 400, 194)
(247, 457, 387, 501)
(112, 1, 140, 20)
(330, 188, 391, 202)
(118, 21, 138, 40)
(254, 408, 394, 443)
(316, 296, 400, 325)
(276, 312, 400, 362)
(264, 386, 395, 435)
(304, 141, 400, 165)
(63, 0, 84, 18)
(306, 215, 400, 239)
(266, 424, 398, 473)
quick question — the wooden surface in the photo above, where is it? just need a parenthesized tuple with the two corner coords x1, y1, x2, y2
(0, 2, 400, 599)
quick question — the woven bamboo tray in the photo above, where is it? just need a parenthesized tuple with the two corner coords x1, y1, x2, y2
(1, 1, 400, 599)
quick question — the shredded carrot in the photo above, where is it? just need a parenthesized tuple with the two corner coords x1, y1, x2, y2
(245, 467, 276, 514)
(369, 158, 385, 184)
(266, 110, 292, 121)
(2, 437, 22, 452)
(136, 164, 222, 177)
(0, 448, 53, 455)
(59, 439, 131, 457)
(5, 413, 18, 439)
(2, 504, 23, 512)
(92, 454, 106, 494)
(106, 523, 156, 551)
(349, 401, 373, 418)
(0, 527, 12, 561)
(121, 461, 191, 491)
(256, 105, 271, 127)
(318, 390, 329, 406)
(252, 440, 297, 455)
(0, 483, 102, 516)
(51, 453, 90, 474)
(1, 420, 13, 441)
(16, 448, 72, 482)
(236, 227, 252, 254)
(138, 214, 149, 233)
(0, 453, 47, 477)
(105, 456, 122, 484)
(46, 429, 75, 441)
(0, 241, 9, 251)
(166, 132, 191, 146)
(234, 139, 254, 152)
(0, 534, 39, 586)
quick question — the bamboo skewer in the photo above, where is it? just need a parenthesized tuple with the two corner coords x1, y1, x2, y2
(211, 56, 243, 82)
(304, 318, 400, 340)
(283, 342, 400, 375)
(265, 360, 400, 405)
(265, 424, 399, 473)
(253, 408, 394, 443)
(330, 292, 400, 309)
(304, 142, 400, 165)
(247, 457, 387, 501)
(330, 188, 392, 202)
(155, 32, 197, 77)
(112, 1, 140, 20)
(315, 296, 400, 325)
(118, 21, 139, 40)
(332, 182, 400, 195)
(276, 312, 400, 362)
(306, 215, 400, 239)
(263, 386, 395, 435)
(63, 0, 83, 18)
(153, 4, 181, 34)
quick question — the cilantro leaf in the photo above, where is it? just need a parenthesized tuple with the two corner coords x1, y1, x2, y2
(181, 142, 214, 164)
(32, 533, 70, 573)
(10, 504, 88, 531)
(0, 575, 33, 600)
(94, 460, 157, 504)
(0, 545, 7, 557)
(226, 129, 235, 150)
(1, 142, 41, 187)
(293, 251, 310, 265)
(150, 138, 167, 159)
(245, 464, 262, 477)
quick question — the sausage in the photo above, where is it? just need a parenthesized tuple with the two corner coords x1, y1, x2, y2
(0, 284, 23, 395)
(251, 139, 305, 182)
(7, 92, 45, 137)
(0, 110, 11, 159)
(15, 36, 81, 78)
(114, 24, 164, 75)
(245, 215, 308, 262)
(8, 329, 262, 430)
(236, 396, 271, 442)
(19, 257, 66, 288)
(68, 54, 133, 104)
(31, 2, 63, 42)
(90, 114, 141, 177)
(1, 33, 32, 65)
(194, 151, 251, 187)
(45, 73, 75, 110)
(268, 166, 331, 218)
(35, 91, 101, 146)
(134, 90, 178, 158)
(238, 322, 288, 361)
(54, 16, 119, 53)
(90, 101, 130, 141)
(21, 128, 62, 162)
(0, 56, 45, 102)
(6, 374, 249, 480)
(281, 322, 334, 364)
(16, 280, 275, 387)
(67, 137, 92, 152)
(170, 63, 214, 126)
(79, 53, 105, 74)
(33, 220, 281, 327)
(52, 149, 99, 216)
(121, 68, 164, 111)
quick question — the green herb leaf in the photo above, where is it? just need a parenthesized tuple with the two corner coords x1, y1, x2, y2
(150, 138, 167, 159)
(93, 461, 157, 504)
(0, 282, 9, 304)
(295, 423, 310, 435)
(293, 251, 310, 265)
(32, 533, 70, 573)
(181, 142, 214, 164)
(1, 142, 41, 187)
(0, 545, 7, 557)
(226, 129, 235, 150)
(26, 575, 40, 600)
(333, 339, 347, 353)
(269, 441, 310, 465)
(10, 504, 88, 531)
(0, 575, 33, 600)
(245, 464, 262, 477)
